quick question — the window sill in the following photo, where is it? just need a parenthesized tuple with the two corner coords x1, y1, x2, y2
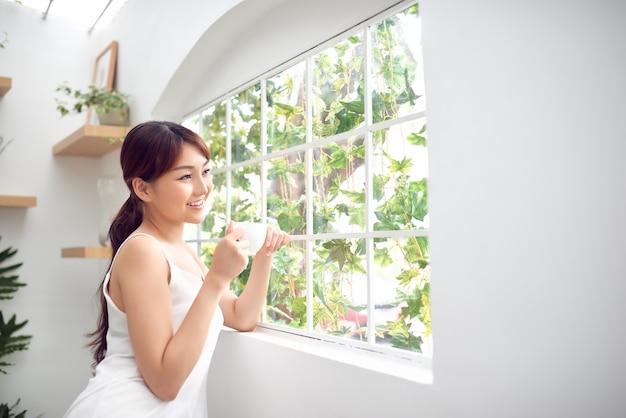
(221, 325, 433, 385)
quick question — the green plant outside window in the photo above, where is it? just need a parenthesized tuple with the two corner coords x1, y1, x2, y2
(184, 2, 430, 357)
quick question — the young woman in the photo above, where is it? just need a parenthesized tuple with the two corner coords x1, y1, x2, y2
(64, 121, 290, 417)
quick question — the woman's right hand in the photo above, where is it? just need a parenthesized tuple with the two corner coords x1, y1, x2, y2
(204, 221, 249, 287)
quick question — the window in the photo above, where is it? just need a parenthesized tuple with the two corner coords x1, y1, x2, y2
(183, 1, 431, 363)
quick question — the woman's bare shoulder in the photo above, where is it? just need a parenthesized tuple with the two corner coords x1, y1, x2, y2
(119, 233, 163, 255)
(108, 234, 171, 312)
(112, 234, 169, 281)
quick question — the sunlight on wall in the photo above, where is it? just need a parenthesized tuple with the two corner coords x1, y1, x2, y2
(11, 0, 128, 30)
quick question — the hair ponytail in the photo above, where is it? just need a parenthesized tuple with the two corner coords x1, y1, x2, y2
(86, 193, 143, 369)
(109, 194, 144, 253)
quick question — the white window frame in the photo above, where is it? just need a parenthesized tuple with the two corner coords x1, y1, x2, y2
(183, 0, 432, 382)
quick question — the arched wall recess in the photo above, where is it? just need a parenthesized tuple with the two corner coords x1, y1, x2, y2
(152, 0, 404, 121)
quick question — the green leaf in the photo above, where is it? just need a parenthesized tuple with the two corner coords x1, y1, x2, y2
(347, 206, 365, 229)
(389, 156, 414, 174)
(0, 398, 29, 418)
(340, 189, 365, 204)
(372, 174, 389, 201)
(326, 144, 348, 169)
(374, 247, 394, 267)
(373, 209, 401, 231)
(340, 98, 364, 114)
(406, 132, 426, 147)
(324, 239, 350, 270)
(0, 247, 26, 300)
(0, 312, 32, 374)
(396, 268, 419, 287)
(0, 246, 18, 264)
(276, 212, 303, 233)
(390, 330, 423, 352)
(387, 318, 423, 352)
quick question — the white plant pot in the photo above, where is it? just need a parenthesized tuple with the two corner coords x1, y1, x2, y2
(97, 107, 129, 126)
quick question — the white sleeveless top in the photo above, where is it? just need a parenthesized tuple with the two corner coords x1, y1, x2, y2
(64, 233, 223, 418)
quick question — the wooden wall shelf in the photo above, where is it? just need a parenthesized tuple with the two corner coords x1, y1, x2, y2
(0, 76, 11, 97)
(0, 195, 37, 208)
(61, 246, 112, 259)
(53, 124, 131, 157)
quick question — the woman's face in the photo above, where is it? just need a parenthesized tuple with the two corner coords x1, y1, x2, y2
(147, 142, 213, 225)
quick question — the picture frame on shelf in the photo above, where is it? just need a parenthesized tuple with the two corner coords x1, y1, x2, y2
(87, 40, 118, 124)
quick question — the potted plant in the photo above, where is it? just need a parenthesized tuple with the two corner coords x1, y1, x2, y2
(0, 238, 34, 417)
(55, 83, 130, 126)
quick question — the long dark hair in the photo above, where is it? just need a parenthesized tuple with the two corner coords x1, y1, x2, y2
(86, 121, 210, 369)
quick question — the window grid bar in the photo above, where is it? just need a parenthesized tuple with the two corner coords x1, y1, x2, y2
(225, 101, 232, 223)
(189, 228, 429, 246)
(261, 80, 268, 222)
(260, 80, 268, 323)
(364, 24, 376, 346)
(305, 56, 314, 332)
(209, 110, 426, 176)
(196, 113, 205, 253)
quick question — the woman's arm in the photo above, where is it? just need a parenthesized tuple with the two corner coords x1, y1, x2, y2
(220, 225, 290, 331)
(112, 231, 248, 401)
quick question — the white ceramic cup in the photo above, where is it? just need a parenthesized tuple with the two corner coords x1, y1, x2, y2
(234, 221, 267, 255)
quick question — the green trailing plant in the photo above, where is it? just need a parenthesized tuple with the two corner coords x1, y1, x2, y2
(0, 238, 33, 417)
(197, 4, 430, 354)
(0, 32, 7, 49)
(55, 83, 130, 143)
(55, 83, 129, 120)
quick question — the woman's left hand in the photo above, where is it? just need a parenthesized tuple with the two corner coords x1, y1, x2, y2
(258, 225, 290, 256)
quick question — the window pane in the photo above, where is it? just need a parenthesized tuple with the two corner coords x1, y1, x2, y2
(373, 236, 431, 355)
(371, 4, 425, 122)
(312, 33, 365, 139)
(267, 152, 306, 235)
(182, 114, 200, 132)
(230, 163, 262, 222)
(372, 118, 428, 231)
(186, 2, 430, 359)
(231, 84, 262, 163)
(181, 111, 200, 245)
(312, 135, 366, 234)
(202, 101, 227, 169)
(266, 62, 307, 151)
(183, 222, 199, 242)
(312, 238, 367, 342)
(200, 241, 217, 280)
(203, 171, 227, 239)
(265, 240, 307, 329)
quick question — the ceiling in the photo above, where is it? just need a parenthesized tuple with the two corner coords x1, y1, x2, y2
(7, 0, 129, 31)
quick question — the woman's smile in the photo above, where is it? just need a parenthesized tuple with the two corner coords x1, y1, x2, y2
(187, 199, 205, 209)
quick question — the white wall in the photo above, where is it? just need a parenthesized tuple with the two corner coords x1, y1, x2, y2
(1, 0, 625, 417)
(0, 1, 244, 416)
(423, 1, 625, 415)
(0, 4, 101, 416)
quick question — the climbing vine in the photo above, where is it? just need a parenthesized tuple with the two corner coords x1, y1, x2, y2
(189, 3, 430, 355)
